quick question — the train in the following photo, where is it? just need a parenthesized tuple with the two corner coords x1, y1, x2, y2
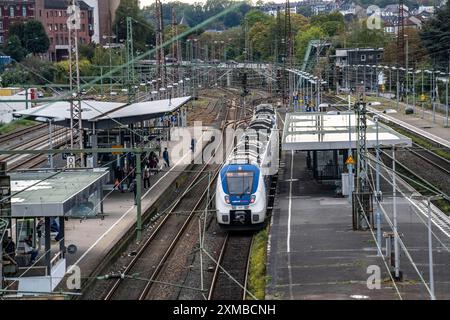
(215, 104, 279, 230)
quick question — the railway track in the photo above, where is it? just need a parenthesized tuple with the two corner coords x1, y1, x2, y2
(84, 95, 237, 300)
(0, 127, 70, 170)
(103, 162, 220, 300)
(208, 233, 254, 300)
(0, 123, 47, 146)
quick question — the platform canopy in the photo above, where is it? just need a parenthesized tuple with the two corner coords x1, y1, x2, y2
(13, 96, 192, 130)
(282, 112, 412, 151)
(10, 169, 109, 217)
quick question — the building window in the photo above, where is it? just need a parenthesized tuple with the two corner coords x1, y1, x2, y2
(58, 10, 62, 17)
(22, 6, 26, 17)
(9, 6, 14, 17)
(49, 24, 52, 31)
(60, 23, 63, 31)
(39, 9, 41, 17)
(0, 21, 3, 30)
(81, 24, 85, 32)
(55, 24, 58, 31)
(361, 54, 366, 61)
(50, 11, 53, 17)
(0, 36, 4, 44)
(377, 54, 381, 59)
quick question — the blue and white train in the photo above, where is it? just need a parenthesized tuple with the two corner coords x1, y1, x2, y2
(215, 104, 279, 230)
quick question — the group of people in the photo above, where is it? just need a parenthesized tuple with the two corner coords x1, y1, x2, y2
(114, 149, 171, 201)
(2, 232, 39, 267)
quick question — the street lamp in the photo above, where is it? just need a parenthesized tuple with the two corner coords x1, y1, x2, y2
(103, 34, 117, 94)
(410, 193, 443, 300)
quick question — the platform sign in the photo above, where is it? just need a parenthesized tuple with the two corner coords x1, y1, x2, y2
(112, 145, 123, 155)
(66, 156, 76, 168)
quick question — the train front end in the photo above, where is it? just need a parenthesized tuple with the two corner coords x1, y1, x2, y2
(215, 163, 266, 230)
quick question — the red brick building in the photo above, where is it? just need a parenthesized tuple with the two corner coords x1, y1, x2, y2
(0, 1, 36, 45)
(35, 0, 94, 61)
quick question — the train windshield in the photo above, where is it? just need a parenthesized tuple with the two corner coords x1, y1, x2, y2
(225, 171, 254, 196)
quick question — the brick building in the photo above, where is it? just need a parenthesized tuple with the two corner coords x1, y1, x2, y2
(0, 1, 36, 45)
(0, 0, 96, 61)
(35, 0, 94, 61)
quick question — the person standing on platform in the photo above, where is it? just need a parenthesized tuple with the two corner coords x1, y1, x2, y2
(163, 147, 170, 168)
(144, 165, 151, 189)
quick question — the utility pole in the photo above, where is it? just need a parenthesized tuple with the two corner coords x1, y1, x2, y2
(392, 146, 401, 281)
(352, 93, 373, 231)
(171, 6, 180, 83)
(374, 116, 382, 255)
(155, 0, 165, 89)
(446, 51, 449, 127)
(67, 0, 84, 167)
(126, 16, 136, 104)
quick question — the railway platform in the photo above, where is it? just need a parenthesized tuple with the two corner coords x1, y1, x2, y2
(266, 151, 399, 300)
(337, 94, 450, 147)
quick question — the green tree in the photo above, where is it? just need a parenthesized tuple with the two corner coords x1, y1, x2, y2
(1, 67, 30, 86)
(114, 0, 155, 53)
(22, 56, 57, 84)
(9, 22, 26, 46)
(295, 26, 326, 62)
(23, 20, 50, 54)
(244, 9, 269, 29)
(3, 35, 28, 62)
(249, 21, 274, 60)
(420, 1, 450, 69)
(345, 20, 388, 48)
(310, 12, 344, 37)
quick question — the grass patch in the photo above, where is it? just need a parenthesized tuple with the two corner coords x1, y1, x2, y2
(246, 228, 269, 300)
(0, 119, 37, 135)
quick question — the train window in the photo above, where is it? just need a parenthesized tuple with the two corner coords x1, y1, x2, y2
(226, 171, 254, 196)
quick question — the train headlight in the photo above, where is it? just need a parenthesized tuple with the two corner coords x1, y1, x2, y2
(250, 195, 256, 204)
(224, 195, 230, 204)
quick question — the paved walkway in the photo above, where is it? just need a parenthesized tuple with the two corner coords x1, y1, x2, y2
(266, 151, 399, 300)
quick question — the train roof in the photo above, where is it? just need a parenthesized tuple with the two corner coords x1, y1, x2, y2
(226, 104, 277, 166)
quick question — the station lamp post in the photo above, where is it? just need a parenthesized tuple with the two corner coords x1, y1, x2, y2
(103, 35, 117, 94)
(410, 193, 443, 300)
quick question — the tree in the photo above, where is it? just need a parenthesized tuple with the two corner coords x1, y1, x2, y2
(114, 0, 155, 53)
(345, 20, 388, 48)
(244, 9, 269, 29)
(295, 26, 326, 62)
(22, 56, 57, 84)
(384, 28, 428, 67)
(9, 22, 25, 46)
(249, 21, 274, 60)
(23, 20, 50, 54)
(0, 67, 30, 87)
(420, 1, 450, 69)
(3, 35, 28, 62)
(310, 12, 344, 37)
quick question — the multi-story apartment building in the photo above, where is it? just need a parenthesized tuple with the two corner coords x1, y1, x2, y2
(0, 0, 119, 61)
(0, 0, 36, 45)
(35, 0, 94, 61)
